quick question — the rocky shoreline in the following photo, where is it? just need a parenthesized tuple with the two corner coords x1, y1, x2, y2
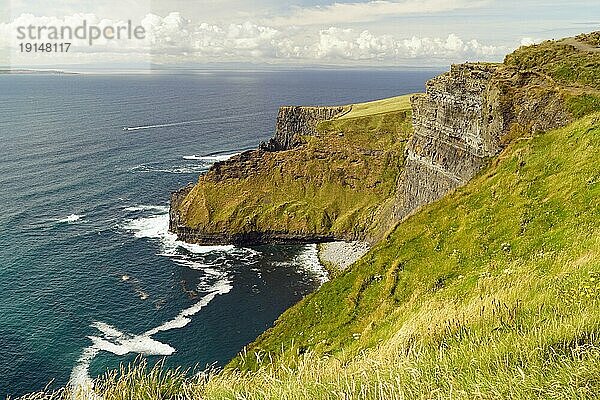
(317, 241, 371, 274)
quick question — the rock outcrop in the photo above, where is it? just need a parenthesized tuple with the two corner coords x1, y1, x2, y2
(394, 62, 571, 220)
(169, 100, 411, 246)
(260, 106, 348, 151)
(393, 64, 506, 219)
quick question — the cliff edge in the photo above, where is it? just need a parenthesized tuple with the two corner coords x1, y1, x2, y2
(170, 33, 597, 249)
(170, 96, 412, 245)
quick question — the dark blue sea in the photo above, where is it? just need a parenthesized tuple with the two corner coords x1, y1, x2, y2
(0, 68, 439, 397)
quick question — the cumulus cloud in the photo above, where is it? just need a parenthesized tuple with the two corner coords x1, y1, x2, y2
(312, 29, 503, 61)
(1, 12, 507, 66)
(520, 37, 542, 47)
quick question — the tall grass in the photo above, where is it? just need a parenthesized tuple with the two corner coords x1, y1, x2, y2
(20, 111, 600, 400)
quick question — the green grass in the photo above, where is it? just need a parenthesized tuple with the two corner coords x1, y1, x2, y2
(566, 93, 600, 118)
(25, 111, 600, 400)
(505, 33, 600, 89)
(337, 96, 413, 120)
(177, 94, 414, 241)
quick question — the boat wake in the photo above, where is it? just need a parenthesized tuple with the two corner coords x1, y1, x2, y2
(122, 112, 261, 132)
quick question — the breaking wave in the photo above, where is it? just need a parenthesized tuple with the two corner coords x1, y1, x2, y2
(295, 244, 329, 285)
(182, 152, 240, 161)
(69, 206, 242, 391)
(57, 214, 85, 224)
(70, 280, 232, 391)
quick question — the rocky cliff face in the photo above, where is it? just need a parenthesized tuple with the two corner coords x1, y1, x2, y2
(260, 106, 348, 151)
(169, 36, 586, 246)
(394, 62, 571, 220)
(393, 64, 506, 219)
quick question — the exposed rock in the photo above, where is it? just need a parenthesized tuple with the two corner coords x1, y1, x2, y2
(169, 102, 409, 246)
(318, 241, 371, 272)
(260, 106, 348, 151)
(169, 183, 194, 234)
(393, 63, 505, 219)
(394, 63, 571, 220)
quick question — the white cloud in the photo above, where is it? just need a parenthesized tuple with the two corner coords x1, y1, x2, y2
(311, 29, 504, 61)
(268, 0, 489, 26)
(1, 12, 508, 67)
(520, 37, 542, 46)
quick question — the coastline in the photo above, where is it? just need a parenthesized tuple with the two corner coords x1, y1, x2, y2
(317, 241, 371, 276)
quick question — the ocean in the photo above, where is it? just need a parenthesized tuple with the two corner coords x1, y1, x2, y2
(0, 68, 439, 396)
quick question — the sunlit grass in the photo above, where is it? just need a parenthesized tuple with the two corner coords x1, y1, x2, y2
(21, 109, 600, 400)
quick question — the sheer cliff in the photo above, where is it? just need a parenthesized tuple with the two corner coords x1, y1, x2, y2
(170, 34, 594, 247)
(169, 96, 413, 245)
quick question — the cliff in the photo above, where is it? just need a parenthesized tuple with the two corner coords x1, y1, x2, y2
(260, 106, 349, 151)
(394, 61, 572, 220)
(169, 52, 576, 245)
(169, 96, 413, 245)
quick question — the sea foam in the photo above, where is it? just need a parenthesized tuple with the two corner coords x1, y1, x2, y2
(70, 206, 237, 391)
(296, 244, 330, 285)
(57, 214, 85, 224)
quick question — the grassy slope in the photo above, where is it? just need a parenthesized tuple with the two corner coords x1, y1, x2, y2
(38, 106, 600, 400)
(21, 34, 600, 400)
(204, 112, 600, 399)
(178, 96, 413, 240)
(338, 95, 413, 120)
(505, 36, 600, 90)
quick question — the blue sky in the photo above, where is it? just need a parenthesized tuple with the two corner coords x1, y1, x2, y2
(1, 0, 599, 67)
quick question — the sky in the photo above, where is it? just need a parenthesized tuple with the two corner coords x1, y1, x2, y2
(0, 0, 599, 69)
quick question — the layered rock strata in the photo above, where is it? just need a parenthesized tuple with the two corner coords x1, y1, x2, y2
(394, 63, 571, 220)
(394, 64, 506, 219)
(260, 106, 348, 151)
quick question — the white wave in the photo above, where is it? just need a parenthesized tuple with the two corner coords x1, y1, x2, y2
(122, 211, 235, 256)
(183, 152, 241, 161)
(69, 346, 101, 399)
(146, 279, 232, 335)
(57, 214, 85, 224)
(124, 205, 169, 212)
(69, 205, 250, 391)
(130, 164, 210, 175)
(296, 244, 329, 285)
(70, 279, 232, 391)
